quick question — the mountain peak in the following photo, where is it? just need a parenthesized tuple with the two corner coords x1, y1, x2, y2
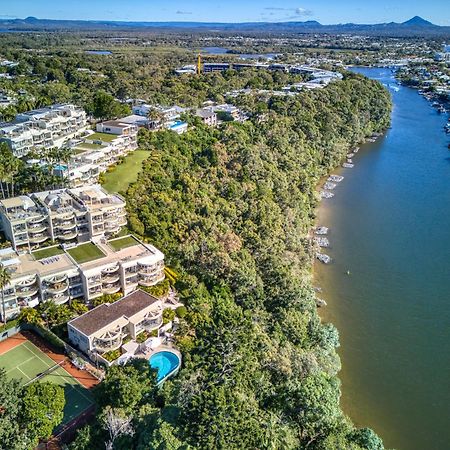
(402, 16, 435, 26)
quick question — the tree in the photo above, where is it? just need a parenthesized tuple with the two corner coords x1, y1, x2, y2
(21, 382, 65, 445)
(95, 359, 157, 413)
(18, 307, 43, 326)
(0, 369, 32, 450)
(0, 263, 11, 324)
(88, 91, 130, 120)
(101, 407, 134, 450)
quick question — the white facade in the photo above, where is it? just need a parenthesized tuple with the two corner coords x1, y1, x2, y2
(0, 236, 165, 322)
(0, 185, 126, 253)
(67, 289, 163, 355)
(0, 104, 87, 157)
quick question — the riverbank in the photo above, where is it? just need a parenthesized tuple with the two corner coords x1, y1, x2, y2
(314, 66, 450, 450)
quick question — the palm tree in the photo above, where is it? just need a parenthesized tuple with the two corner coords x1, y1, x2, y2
(0, 264, 11, 325)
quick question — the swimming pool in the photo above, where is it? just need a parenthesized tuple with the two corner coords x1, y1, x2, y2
(149, 351, 180, 382)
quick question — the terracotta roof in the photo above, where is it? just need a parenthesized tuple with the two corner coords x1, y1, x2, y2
(69, 289, 159, 336)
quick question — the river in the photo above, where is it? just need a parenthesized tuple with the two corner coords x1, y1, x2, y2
(314, 67, 450, 450)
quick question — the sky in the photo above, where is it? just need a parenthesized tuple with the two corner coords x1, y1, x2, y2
(1, 0, 449, 26)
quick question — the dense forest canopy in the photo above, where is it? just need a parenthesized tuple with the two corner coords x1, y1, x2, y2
(69, 72, 391, 449)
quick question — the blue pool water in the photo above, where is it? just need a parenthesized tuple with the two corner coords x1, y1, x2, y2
(149, 351, 180, 382)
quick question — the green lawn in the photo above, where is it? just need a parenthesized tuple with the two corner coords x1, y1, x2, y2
(108, 235, 138, 251)
(32, 246, 64, 260)
(77, 142, 106, 150)
(88, 132, 118, 143)
(67, 243, 105, 264)
(102, 150, 150, 193)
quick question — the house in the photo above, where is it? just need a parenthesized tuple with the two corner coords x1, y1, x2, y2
(67, 289, 163, 356)
(195, 108, 217, 127)
(95, 120, 138, 137)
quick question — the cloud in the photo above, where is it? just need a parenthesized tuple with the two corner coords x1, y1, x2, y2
(263, 6, 313, 18)
(176, 10, 193, 15)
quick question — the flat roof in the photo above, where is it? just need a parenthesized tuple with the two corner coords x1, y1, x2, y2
(80, 238, 164, 271)
(69, 289, 159, 336)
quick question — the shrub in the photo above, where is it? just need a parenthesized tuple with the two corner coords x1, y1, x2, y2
(103, 349, 121, 362)
(163, 308, 176, 325)
(175, 306, 187, 318)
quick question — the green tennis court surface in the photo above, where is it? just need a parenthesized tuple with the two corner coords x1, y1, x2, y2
(0, 340, 94, 426)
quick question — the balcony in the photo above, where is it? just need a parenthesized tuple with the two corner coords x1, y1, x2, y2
(102, 284, 121, 295)
(102, 264, 119, 274)
(102, 274, 120, 284)
(29, 233, 49, 244)
(50, 294, 70, 305)
(28, 224, 47, 233)
(56, 221, 76, 230)
(17, 276, 37, 287)
(138, 272, 165, 287)
(88, 278, 102, 287)
(59, 231, 78, 241)
(16, 286, 39, 298)
(136, 314, 163, 333)
(48, 273, 68, 284)
(88, 289, 103, 299)
(29, 216, 46, 224)
(93, 327, 123, 353)
(46, 282, 69, 295)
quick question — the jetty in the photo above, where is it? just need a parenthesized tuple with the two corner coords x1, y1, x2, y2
(320, 190, 335, 199)
(316, 252, 331, 264)
(315, 226, 329, 235)
(328, 175, 344, 183)
(315, 236, 330, 248)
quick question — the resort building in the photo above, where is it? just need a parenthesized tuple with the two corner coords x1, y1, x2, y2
(67, 289, 163, 356)
(0, 246, 83, 321)
(0, 235, 165, 321)
(0, 104, 87, 157)
(76, 236, 165, 302)
(0, 185, 126, 253)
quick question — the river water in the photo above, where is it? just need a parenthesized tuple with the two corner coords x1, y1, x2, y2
(314, 67, 450, 450)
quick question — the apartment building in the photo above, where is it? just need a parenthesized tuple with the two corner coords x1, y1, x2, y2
(67, 289, 163, 355)
(78, 236, 165, 302)
(0, 185, 126, 253)
(0, 235, 165, 321)
(0, 247, 83, 321)
(0, 104, 87, 157)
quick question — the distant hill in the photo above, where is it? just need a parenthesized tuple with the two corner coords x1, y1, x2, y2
(402, 16, 435, 27)
(0, 16, 449, 37)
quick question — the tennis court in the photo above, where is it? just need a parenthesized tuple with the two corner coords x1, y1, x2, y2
(0, 339, 94, 426)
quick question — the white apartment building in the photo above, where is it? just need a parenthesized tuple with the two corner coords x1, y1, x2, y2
(67, 289, 163, 355)
(78, 236, 165, 302)
(0, 247, 83, 321)
(0, 185, 126, 253)
(95, 120, 138, 137)
(0, 235, 165, 322)
(0, 104, 87, 157)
